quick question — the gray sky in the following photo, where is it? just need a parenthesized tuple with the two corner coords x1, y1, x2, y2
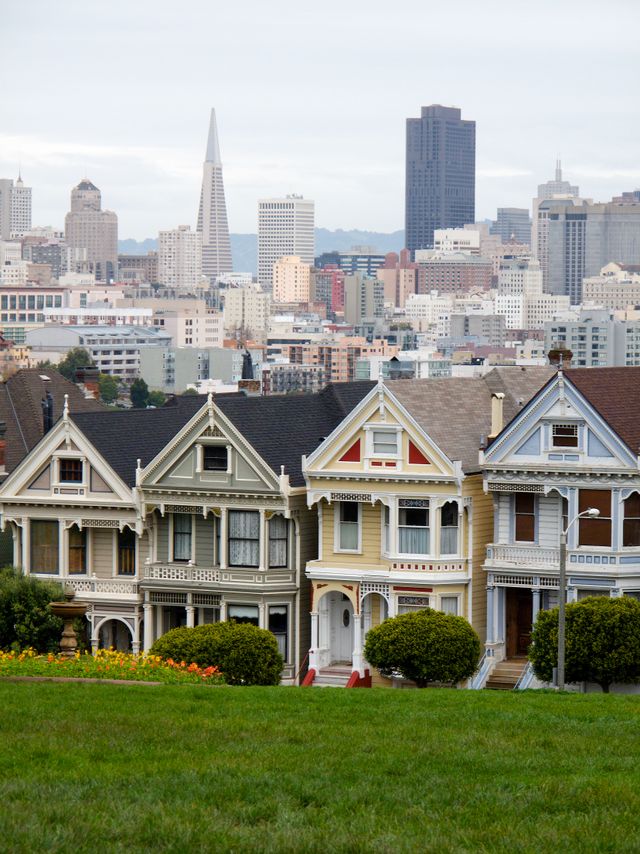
(1, 0, 638, 239)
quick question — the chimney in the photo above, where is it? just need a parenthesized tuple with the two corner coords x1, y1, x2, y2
(489, 392, 505, 439)
(0, 421, 6, 474)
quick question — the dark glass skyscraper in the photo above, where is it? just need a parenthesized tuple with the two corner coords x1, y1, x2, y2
(405, 105, 476, 254)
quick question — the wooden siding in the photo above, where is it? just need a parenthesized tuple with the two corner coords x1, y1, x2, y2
(195, 515, 214, 565)
(321, 502, 383, 566)
(463, 474, 493, 641)
(537, 494, 562, 547)
(91, 529, 115, 579)
(156, 516, 169, 562)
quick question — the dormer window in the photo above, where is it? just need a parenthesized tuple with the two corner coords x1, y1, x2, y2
(59, 459, 83, 483)
(552, 423, 578, 448)
(372, 430, 398, 456)
(203, 445, 228, 471)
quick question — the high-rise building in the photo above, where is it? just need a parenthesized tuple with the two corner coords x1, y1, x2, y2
(544, 198, 640, 303)
(532, 160, 580, 277)
(158, 225, 203, 290)
(258, 195, 314, 290)
(491, 208, 531, 245)
(343, 274, 384, 325)
(64, 179, 118, 283)
(272, 256, 311, 303)
(0, 175, 32, 239)
(197, 109, 232, 281)
(405, 105, 476, 255)
(223, 285, 271, 341)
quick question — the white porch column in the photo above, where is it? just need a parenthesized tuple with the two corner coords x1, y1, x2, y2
(219, 508, 228, 570)
(20, 520, 28, 573)
(155, 605, 164, 638)
(567, 586, 577, 603)
(258, 601, 266, 629)
(185, 607, 195, 628)
(532, 588, 541, 625)
(486, 586, 495, 643)
(219, 600, 227, 622)
(259, 509, 267, 571)
(309, 611, 319, 670)
(132, 613, 141, 655)
(143, 603, 154, 651)
(352, 613, 364, 675)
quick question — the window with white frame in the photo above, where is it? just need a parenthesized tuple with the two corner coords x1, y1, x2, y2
(372, 429, 398, 456)
(397, 595, 430, 614)
(68, 525, 87, 574)
(203, 444, 228, 471)
(398, 499, 429, 555)
(383, 505, 390, 552)
(59, 458, 83, 483)
(268, 515, 288, 568)
(337, 501, 359, 551)
(440, 502, 458, 555)
(269, 605, 288, 659)
(552, 423, 578, 448)
(229, 510, 260, 567)
(440, 596, 459, 616)
(172, 513, 192, 562)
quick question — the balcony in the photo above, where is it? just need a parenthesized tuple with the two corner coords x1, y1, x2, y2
(142, 563, 296, 588)
(43, 576, 141, 600)
(486, 544, 640, 576)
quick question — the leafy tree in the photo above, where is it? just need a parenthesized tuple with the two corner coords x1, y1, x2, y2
(130, 378, 149, 409)
(151, 622, 283, 686)
(56, 347, 95, 381)
(98, 373, 119, 404)
(530, 596, 640, 693)
(0, 567, 64, 652)
(364, 608, 481, 687)
(147, 390, 166, 408)
(181, 388, 199, 396)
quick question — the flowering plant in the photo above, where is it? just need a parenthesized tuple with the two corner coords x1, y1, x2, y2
(0, 648, 224, 684)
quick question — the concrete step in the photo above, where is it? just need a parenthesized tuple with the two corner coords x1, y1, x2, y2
(312, 667, 351, 688)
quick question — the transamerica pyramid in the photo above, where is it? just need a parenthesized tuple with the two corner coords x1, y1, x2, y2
(197, 108, 233, 279)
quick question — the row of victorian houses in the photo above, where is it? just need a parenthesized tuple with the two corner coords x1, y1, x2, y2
(1, 364, 640, 688)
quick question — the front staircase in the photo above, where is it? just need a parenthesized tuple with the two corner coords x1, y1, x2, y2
(312, 665, 353, 687)
(485, 658, 528, 690)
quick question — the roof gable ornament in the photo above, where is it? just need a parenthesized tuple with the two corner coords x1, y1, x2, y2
(207, 391, 215, 433)
(377, 364, 386, 417)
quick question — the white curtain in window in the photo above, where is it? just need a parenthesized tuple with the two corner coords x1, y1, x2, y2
(173, 513, 192, 561)
(269, 515, 288, 567)
(399, 527, 429, 554)
(440, 596, 458, 615)
(440, 502, 458, 555)
(229, 511, 259, 567)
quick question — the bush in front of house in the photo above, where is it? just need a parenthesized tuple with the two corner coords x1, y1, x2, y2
(364, 608, 481, 687)
(530, 595, 640, 693)
(0, 566, 64, 652)
(150, 621, 284, 686)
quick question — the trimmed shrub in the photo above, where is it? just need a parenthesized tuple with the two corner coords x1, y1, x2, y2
(150, 621, 283, 686)
(0, 566, 64, 652)
(364, 608, 481, 687)
(530, 595, 640, 693)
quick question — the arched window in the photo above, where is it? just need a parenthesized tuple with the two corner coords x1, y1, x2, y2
(440, 502, 458, 555)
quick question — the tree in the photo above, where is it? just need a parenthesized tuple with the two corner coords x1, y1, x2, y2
(364, 608, 481, 687)
(130, 378, 149, 409)
(147, 390, 166, 408)
(56, 347, 94, 381)
(98, 373, 119, 404)
(0, 567, 64, 652)
(530, 596, 640, 693)
(181, 388, 199, 396)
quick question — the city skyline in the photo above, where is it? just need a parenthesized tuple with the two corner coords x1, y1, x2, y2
(1, 0, 638, 239)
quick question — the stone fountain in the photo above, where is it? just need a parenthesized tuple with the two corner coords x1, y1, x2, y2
(50, 586, 88, 657)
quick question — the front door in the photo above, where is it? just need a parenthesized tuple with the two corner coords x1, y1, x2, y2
(329, 593, 354, 665)
(506, 588, 533, 658)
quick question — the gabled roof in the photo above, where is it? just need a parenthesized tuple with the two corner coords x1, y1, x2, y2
(0, 369, 104, 476)
(71, 395, 205, 487)
(564, 367, 640, 455)
(388, 366, 555, 473)
(70, 382, 375, 488)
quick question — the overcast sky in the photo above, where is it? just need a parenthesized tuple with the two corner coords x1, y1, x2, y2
(1, 0, 638, 239)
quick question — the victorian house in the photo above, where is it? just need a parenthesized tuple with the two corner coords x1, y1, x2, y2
(481, 367, 640, 688)
(302, 367, 553, 687)
(0, 383, 373, 683)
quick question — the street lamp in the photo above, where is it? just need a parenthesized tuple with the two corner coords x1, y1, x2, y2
(557, 506, 600, 690)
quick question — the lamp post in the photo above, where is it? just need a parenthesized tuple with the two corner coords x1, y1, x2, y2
(557, 506, 600, 690)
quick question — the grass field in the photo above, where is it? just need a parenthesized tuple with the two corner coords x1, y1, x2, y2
(1, 684, 639, 853)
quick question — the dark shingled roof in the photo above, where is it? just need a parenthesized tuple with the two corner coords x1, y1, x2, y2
(70, 382, 376, 487)
(0, 369, 104, 476)
(565, 367, 640, 455)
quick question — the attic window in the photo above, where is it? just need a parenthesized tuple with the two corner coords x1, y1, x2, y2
(372, 430, 398, 456)
(59, 459, 83, 483)
(203, 445, 228, 472)
(552, 424, 578, 448)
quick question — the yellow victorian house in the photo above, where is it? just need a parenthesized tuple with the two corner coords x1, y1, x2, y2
(302, 367, 553, 687)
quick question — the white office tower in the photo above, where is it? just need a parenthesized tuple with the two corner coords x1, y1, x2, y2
(158, 225, 203, 290)
(197, 109, 232, 281)
(532, 160, 580, 266)
(258, 195, 315, 291)
(0, 174, 32, 239)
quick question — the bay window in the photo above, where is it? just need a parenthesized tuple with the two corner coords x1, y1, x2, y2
(623, 493, 640, 547)
(227, 604, 259, 625)
(31, 520, 59, 574)
(269, 605, 288, 659)
(268, 515, 288, 568)
(68, 525, 86, 574)
(440, 502, 458, 554)
(578, 490, 611, 547)
(337, 502, 359, 551)
(514, 493, 535, 542)
(229, 510, 259, 567)
(398, 500, 429, 555)
(172, 513, 192, 562)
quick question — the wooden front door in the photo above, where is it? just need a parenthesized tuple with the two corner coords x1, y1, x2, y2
(506, 588, 533, 658)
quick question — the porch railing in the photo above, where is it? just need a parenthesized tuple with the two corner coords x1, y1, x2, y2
(514, 662, 535, 690)
(487, 545, 560, 567)
(63, 577, 139, 595)
(144, 564, 221, 583)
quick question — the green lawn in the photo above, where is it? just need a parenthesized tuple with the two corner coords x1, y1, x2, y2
(1, 684, 639, 853)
